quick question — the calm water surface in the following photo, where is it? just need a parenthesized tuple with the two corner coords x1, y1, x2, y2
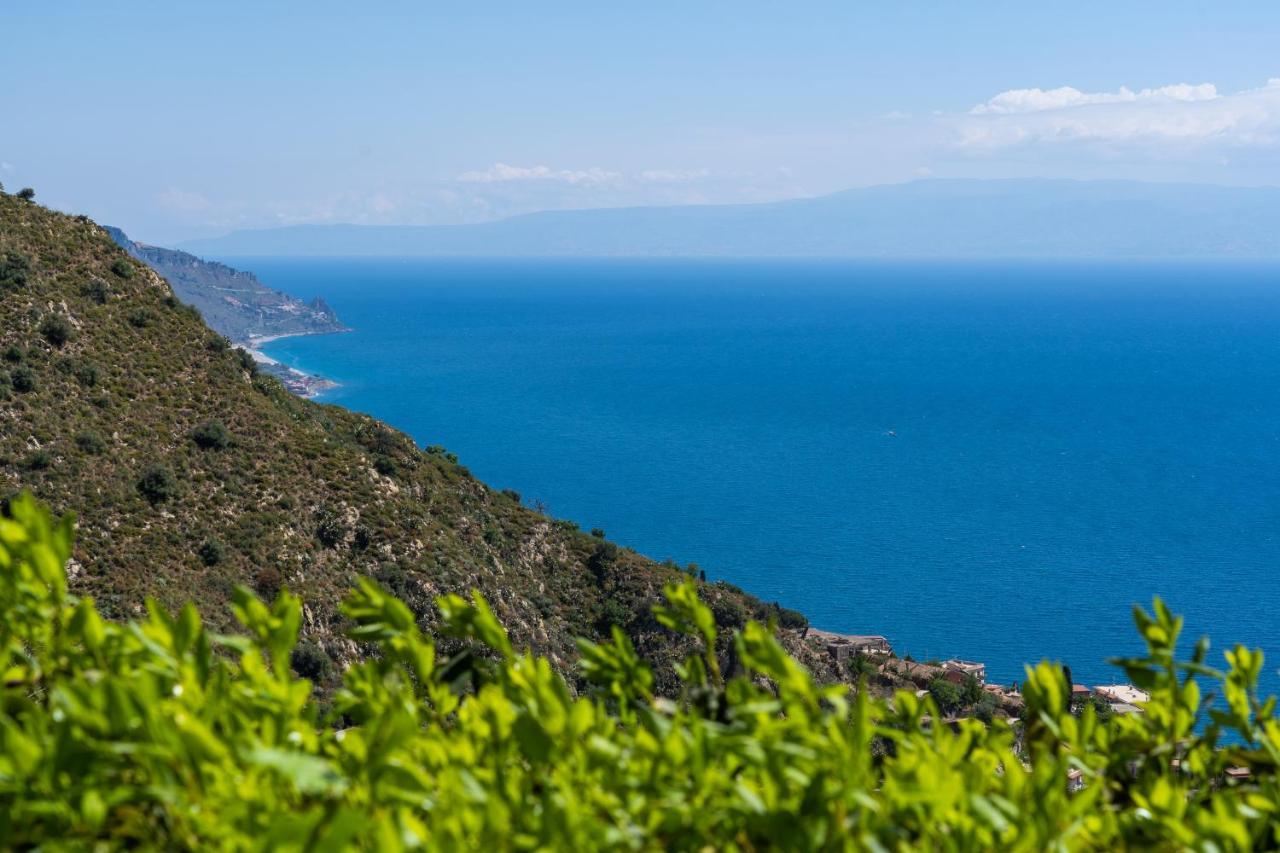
(237, 258, 1280, 694)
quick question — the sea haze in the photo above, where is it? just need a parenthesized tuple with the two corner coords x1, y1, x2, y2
(242, 257, 1280, 693)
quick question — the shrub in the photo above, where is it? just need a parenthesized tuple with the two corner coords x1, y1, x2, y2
(928, 677, 964, 714)
(197, 538, 224, 566)
(290, 641, 334, 683)
(136, 464, 177, 505)
(10, 366, 36, 393)
(373, 454, 397, 476)
(82, 278, 109, 304)
(206, 334, 230, 353)
(39, 314, 73, 348)
(15, 187, 35, 201)
(127, 308, 155, 328)
(590, 527, 606, 539)
(1, 494, 1280, 848)
(501, 488, 521, 504)
(0, 250, 31, 291)
(24, 450, 51, 471)
(315, 512, 346, 549)
(772, 602, 809, 630)
(109, 258, 133, 279)
(3, 344, 22, 363)
(587, 540, 619, 581)
(74, 432, 106, 454)
(234, 348, 258, 376)
(74, 361, 99, 387)
(192, 420, 231, 450)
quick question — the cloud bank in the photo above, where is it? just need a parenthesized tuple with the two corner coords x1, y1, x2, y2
(958, 78, 1280, 149)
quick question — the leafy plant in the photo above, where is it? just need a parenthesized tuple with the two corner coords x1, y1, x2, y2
(1, 493, 1277, 849)
(39, 313, 73, 348)
(136, 464, 177, 505)
(192, 419, 231, 450)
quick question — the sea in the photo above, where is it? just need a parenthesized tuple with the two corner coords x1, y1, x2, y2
(237, 257, 1280, 697)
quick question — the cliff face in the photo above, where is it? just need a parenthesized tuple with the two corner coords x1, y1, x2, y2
(0, 194, 839, 693)
(105, 226, 346, 343)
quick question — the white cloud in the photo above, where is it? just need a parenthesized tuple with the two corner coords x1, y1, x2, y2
(957, 78, 1280, 150)
(456, 163, 623, 185)
(0, 161, 13, 172)
(971, 83, 1218, 115)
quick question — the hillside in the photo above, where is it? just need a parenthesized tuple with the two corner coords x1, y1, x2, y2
(178, 178, 1280, 258)
(106, 226, 345, 344)
(0, 191, 848, 694)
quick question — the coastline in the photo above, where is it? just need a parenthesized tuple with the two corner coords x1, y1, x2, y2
(241, 329, 347, 398)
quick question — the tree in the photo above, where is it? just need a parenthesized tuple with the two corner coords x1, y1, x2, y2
(0, 251, 30, 292)
(39, 314, 73, 348)
(928, 677, 963, 714)
(10, 366, 36, 393)
(192, 420, 231, 450)
(16, 187, 34, 201)
(136, 464, 177, 505)
(197, 538, 224, 566)
(82, 279, 109, 304)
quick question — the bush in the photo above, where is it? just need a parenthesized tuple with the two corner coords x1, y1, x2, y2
(24, 450, 51, 471)
(0, 496, 1278, 848)
(234, 348, 258, 376)
(587, 540, 619, 581)
(39, 314, 73, 348)
(773, 602, 809, 630)
(136, 464, 177, 505)
(315, 512, 346, 549)
(290, 641, 334, 683)
(15, 187, 34, 201)
(590, 527, 606, 539)
(74, 361, 99, 387)
(10, 366, 36, 393)
(197, 538, 224, 567)
(110, 258, 133, 279)
(74, 432, 106, 454)
(3, 344, 22, 363)
(928, 677, 964, 714)
(373, 454, 397, 476)
(82, 278, 109, 304)
(0, 250, 31, 292)
(192, 420, 231, 450)
(127, 308, 155, 328)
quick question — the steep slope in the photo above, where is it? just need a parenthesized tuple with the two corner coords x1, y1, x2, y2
(105, 226, 346, 343)
(179, 178, 1280, 258)
(0, 193, 833, 692)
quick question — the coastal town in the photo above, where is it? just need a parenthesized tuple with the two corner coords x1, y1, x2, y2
(805, 627, 1153, 722)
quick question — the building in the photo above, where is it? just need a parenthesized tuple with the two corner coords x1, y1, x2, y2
(942, 659, 986, 684)
(807, 628, 893, 665)
(1094, 684, 1150, 706)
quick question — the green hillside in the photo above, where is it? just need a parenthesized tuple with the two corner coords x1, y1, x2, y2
(0, 191, 839, 693)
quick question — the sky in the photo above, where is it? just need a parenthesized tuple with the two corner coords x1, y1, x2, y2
(4, 2, 1280, 244)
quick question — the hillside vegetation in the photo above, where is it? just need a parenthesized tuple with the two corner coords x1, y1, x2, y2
(0, 191, 829, 693)
(2, 494, 1278, 849)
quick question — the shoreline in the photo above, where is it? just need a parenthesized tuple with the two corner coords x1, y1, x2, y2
(240, 328, 348, 399)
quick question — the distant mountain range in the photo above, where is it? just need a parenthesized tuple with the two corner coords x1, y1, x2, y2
(106, 227, 346, 342)
(178, 179, 1280, 258)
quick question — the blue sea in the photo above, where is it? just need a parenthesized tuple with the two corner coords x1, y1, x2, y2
(240, 257, 1280, 695)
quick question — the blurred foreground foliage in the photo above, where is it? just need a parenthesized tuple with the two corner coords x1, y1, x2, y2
(1, 493, 1277, 850)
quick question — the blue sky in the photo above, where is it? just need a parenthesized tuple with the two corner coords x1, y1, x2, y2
(5, 2, 1280, 243)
